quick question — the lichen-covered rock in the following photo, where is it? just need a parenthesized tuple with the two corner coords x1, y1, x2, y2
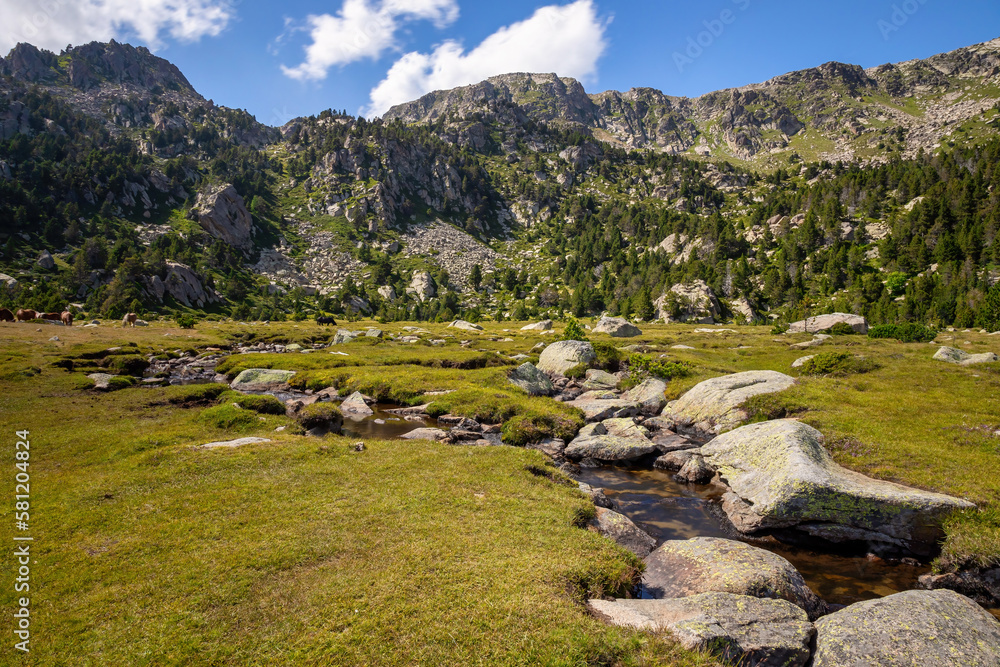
(193, 183, 253, 251)
(589, 507, 657, 558)
(654, 449, 698, 470)
(788, 312, 868, 334)
(582, 368, 619, 390)
(589, 593, 814, 667)
(332, 329, 357, 345)
(642, 537, 827, 619)
(593, 316, 642, 337)
(537, 340, 596, 375)
(812, 590, 1000, 666)
(622, 378, 667, 415)
(663, 370, 795, 435)
(400, 428, 449, 441)
(675, 455, 714, 484)
(933, 346, 999, 366)
(508, 362, 555, 396)
(230, 368, 296, 391)
(700, 420, 976, 554)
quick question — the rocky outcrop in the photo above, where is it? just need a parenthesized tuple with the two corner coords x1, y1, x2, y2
(588, 507, 657, 558)
(589, 593, 814, 667)
(788, 312, 868, 334)
(812, 590, 1000, 666)
(407, 272, 436, 302)
(164, 261, 218, 308)
(537, 340, 596, 375)
(933, 346, 999, 366)
(507, 362, 554, 396)
(663, 371, 795, 435)
(230, 369, 296, 391)
(192, 184, 254, 251)
(642, 537, 827, 619)
(656, 280, 722, 324)
(700, 420, 976, 555)
(592, 316, 641, 337)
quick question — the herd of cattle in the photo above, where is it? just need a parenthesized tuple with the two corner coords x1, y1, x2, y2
(0, 309, 142, 327)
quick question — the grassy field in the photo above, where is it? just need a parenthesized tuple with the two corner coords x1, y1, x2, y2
(1, 317, 999, 664)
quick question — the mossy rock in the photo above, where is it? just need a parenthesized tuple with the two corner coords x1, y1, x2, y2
(218, 391, 286, 415)
(198, 404, 260, 431)
(296, 403, 343, 431)
(104, 354, 150, 376)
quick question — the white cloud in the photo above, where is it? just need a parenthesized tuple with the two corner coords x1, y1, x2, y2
(281, 0, 459, 81)
(364, 0, 607, 117)
(0, 0, 235, 53)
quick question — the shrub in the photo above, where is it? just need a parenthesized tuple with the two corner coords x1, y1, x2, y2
(771, 323, 789, 335)
(742, 393, 807, 423)
(176, 314, 197, 329)
(867, 323, 937, 343)
(105, 354, 150, 376)
(591, 341, 624, 371)
(799, 351, 880, 376)
(561, 317, 588, 342)
(218, 391, 286, 415)
(826, 322, 857, 336)
(295, 403, 343, 430)
(106, 375, 138, 391)
(198, 403, 258, 430)
(563, 363, 588, 379)
(626, 353, 692, 381)
(501, 411, 585, 447)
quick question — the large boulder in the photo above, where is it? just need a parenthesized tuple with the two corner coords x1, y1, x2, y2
(589, 507, 657, 558)
(582, 369, 619, 390)
(537, 340, 596, 375)
(593, 316, 642, 337)
(663, 371, 795, 435)
(448, 320, 483, 331)
(565, 418, 658, 461)
(621, 378, 667, 415)
(407, 272, 436, 302)
(812, 590, 1000, 666)
(507, 362, 554, 396)
(589, 593, 814, 667)
(933, 346, 999, 366)
(521, 319, 553, 331)
(164, 261, 219, 308)
(788, 312, 868, 334)
(37, 249, 55, 270)
(700, 420, 976, 554)
(656, 280, 721, 324)
(642, 537, 827, 619)
(192, 183, 253, 251)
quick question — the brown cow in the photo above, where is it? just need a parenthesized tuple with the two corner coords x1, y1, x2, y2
(61, 311, 73, 326)
(0, 308, 13, 322)
(15, 309, 36, 322)
(40, 312, 62, 321)
(123, 312, 137, 327)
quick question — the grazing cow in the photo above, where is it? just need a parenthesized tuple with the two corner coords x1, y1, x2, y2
(123, 312, 138, 327)
(40, 312, 62, 321)
(15, 309, 36, 322)
(61, 311, 73, 327)
(0, 308, 13, 322)
(316, 316, 337, 326)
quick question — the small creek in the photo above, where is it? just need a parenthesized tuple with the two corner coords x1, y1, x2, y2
(577, 464, 931, 609)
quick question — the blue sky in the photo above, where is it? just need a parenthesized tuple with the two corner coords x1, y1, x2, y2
(2, 0, 999, 124)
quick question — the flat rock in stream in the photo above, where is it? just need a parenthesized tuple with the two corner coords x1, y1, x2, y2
(812, 589, 1000, 666)
(700, 420, 975, 555)
(663, 371, 795, 435)
(565, 418, 658, 462)
(230, 368, 296, 391)
(399, 428, 449, 441)
(588, 507, 657, 558)
(642, 537, 827, 619)
(589, 593, 813, 667)
(339, 391, 374, 417)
